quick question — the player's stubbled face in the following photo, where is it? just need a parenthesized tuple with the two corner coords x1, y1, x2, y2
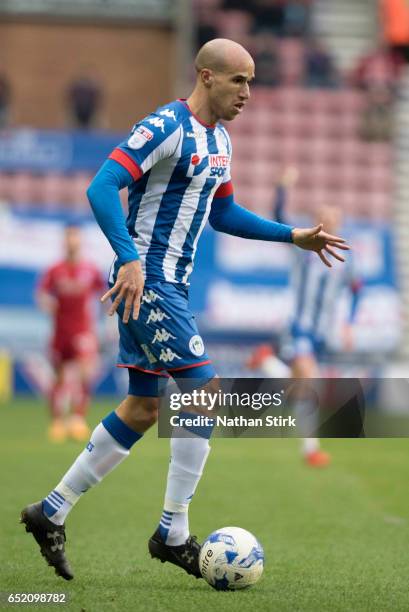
(210, 62, 255, 121)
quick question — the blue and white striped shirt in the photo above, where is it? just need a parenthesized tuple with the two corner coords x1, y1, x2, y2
(109, 99, 232, 285)
(273, 186, 359, 342)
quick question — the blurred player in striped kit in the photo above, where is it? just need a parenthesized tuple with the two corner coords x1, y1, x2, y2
(22, 39, 350, 581)
(37, 224, 105, 443)
(248, 167, 361, 467)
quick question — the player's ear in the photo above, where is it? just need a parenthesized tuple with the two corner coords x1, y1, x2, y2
(201, 68, 214, 88)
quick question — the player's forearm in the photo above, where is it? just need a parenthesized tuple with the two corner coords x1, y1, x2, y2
(209, 194, 293, 243)
(87, 160, 140, 264)
(273, 185, 287, 224)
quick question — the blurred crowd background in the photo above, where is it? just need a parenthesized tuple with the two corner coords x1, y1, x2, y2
(0, 0, 407, 410)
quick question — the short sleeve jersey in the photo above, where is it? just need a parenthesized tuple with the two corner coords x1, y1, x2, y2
(39, 260, 105, 337)
(109, 99, 232, 285)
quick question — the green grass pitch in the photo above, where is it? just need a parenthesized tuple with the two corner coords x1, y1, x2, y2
(1, 398, 409, 611)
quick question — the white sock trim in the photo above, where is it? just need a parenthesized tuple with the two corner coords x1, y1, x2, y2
(164, 499, 189, 513)
(55, 481, 80, 505)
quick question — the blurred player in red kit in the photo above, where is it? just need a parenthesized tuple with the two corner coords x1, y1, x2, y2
(37, 224, 105, 443)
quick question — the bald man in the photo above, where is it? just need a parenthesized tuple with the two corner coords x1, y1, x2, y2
(21, 38, 349, 582)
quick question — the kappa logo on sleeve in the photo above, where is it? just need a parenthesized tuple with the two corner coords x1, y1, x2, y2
(147, 117, 165, 133)
(128, 125, 154, 149)
(159, 108, 176, 121)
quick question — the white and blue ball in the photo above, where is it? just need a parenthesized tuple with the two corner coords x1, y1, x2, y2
(199, 526, 264, 591)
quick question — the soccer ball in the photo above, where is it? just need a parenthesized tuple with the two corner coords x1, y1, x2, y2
(199, 526, 264, 591)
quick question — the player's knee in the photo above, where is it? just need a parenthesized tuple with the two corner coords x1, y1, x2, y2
(138, 399, 159, 428)
(292, 356, 316, 378)
(122, 395, 159, 430)
(177, 376, 221, 416)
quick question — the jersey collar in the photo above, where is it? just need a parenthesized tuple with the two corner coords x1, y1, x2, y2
(177, 99, 216, 129)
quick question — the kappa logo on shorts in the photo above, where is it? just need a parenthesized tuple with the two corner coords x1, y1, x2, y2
(147, 308, 171, 325)
(141, 344, 158, 364)
(160, 348, 181, 363)
(142, 289, 164, 304)
(152, 328, 177, 344)
(189, 334, 205, 357)
(128, 125, 154, 149)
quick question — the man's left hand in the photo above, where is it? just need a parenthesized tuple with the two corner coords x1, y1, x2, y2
(292, 224, 350, 267)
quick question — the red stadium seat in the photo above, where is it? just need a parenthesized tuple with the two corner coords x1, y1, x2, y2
(42, 173, 65, 205)
(11, 173, 35, 203)
(224, 82, 392, 221)
(70, 172, 92, 209)
(0, 172, 14, 201)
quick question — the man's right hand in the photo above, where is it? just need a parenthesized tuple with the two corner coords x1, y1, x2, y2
(100, 260, 145, 323)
